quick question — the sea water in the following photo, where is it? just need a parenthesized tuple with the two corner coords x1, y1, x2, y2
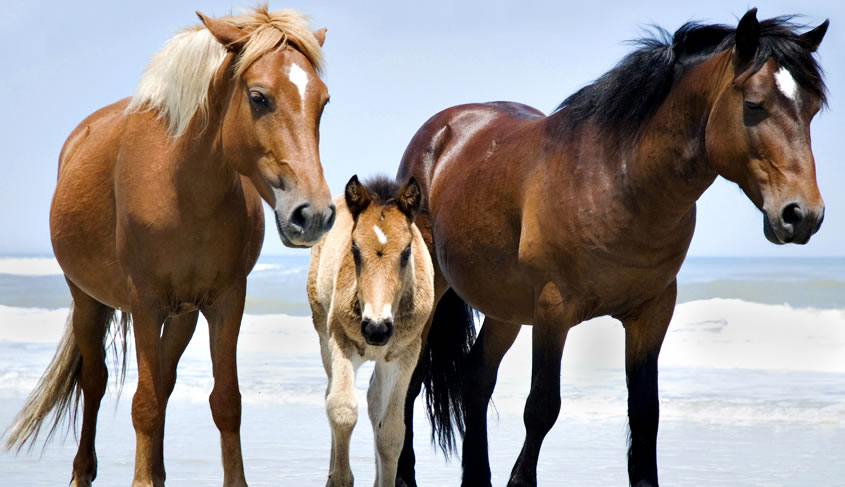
(0, 256, 843, 485)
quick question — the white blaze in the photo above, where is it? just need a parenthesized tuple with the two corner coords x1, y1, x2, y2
(774, 67, 798, 101)
(288, 63, 309, 109)
(373, 225, 388, 245)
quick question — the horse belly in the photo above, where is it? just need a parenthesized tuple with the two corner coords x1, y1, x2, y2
(51, 101, 130, 309)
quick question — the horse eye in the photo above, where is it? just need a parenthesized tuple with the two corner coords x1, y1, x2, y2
(400, 245, 411, 267)
(249, 90, 268, 107)
(744, 101, 764, 113)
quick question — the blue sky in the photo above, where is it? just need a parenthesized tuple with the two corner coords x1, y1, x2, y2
(0, 1, 841, 256)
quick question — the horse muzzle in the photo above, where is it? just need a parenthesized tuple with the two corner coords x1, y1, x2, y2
(274, 202, 336, 248)
(763, 202, 824, 245)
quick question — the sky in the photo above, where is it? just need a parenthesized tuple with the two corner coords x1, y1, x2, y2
(0, 0, 841, 257)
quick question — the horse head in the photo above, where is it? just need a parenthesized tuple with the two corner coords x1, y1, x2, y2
(707, 9, 828, 244)
(344, 176, 422, 346)
(200, 10, 335, 247)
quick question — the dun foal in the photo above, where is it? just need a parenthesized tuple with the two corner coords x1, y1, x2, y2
(307, 176, 434, 487)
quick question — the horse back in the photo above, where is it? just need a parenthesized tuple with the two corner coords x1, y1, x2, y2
(397, 102, 543, 249)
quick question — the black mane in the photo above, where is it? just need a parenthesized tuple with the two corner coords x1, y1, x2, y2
(553, 16, 827, 142)
(363, 175, 402, 206)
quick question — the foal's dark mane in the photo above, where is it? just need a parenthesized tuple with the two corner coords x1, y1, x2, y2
(553, 17, 827, 142)
(364, 175, 403, 206)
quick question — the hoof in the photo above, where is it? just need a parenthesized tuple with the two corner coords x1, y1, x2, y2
(326, 473, 354, 487)
(395, 477, 416, 487)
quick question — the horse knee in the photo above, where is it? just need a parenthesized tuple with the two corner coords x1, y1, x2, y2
(131, 389, 164, 434)
(326, 393, 358, 433)
(209, 385, 242, 432)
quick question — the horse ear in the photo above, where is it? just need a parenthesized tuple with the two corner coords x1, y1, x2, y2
(397, 177, 422, 220)
(800, 19, 829, 52)
(314, 28, 327, 47)
(345, 175, 371, 218)
(735, 8, 760, 65)
(197, 11, 248, 52)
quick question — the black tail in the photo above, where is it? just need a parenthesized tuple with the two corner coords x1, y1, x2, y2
(420, 288, 477, 456)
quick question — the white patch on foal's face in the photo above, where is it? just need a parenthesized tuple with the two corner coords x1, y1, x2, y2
(373, 225, 388, 245)
(288, 63, 309, 109)
(774, 67, 798, 101)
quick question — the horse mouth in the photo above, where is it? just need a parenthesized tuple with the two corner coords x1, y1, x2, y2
(274, 212, 322, 248)
(763, 214, 814, 245)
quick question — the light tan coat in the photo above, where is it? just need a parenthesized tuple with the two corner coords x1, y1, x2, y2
(307, 177, 434, 487)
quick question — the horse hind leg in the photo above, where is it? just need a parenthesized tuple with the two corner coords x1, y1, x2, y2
(508, 283, 570, 487)
(150, 311, 199, 484)
(622, 282, 676, 487)
(67, 282, 116, 487)
(461, 317, 520, 487)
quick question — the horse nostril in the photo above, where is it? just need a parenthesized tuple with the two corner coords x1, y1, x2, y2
(290, 203, 313, 229)
(781, 203, 804, 227)
(323, 204, 337, 231)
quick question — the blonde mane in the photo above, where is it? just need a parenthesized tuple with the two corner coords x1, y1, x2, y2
(126, 5, 324, 137)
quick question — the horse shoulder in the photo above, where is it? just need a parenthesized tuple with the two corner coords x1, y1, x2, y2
(309, 200, 357, 334)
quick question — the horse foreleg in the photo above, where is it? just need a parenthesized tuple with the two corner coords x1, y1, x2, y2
(325, 334, 361, 487)
(370, 344, 418, 487)
(68, 283, 113, 487)
(129, 299, 167, 487)
(622, 281, 676, 487)
(316, 332, 338, 474)
(461, 318, 520, 487)
(508, 283, 570, 487)
(204, 285, 248, 487)
(150, 311, 199, 483)
(367, 362, 387, 486)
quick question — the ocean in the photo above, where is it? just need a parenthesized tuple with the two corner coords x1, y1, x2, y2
(1, 255, 844, 486)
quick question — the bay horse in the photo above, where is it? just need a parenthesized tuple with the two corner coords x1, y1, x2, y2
(3, 7, 334, 487)
(396, 9, 829, 487)
(307, 175, 434, 487)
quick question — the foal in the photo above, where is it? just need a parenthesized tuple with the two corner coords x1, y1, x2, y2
(307, 176, 434, 486)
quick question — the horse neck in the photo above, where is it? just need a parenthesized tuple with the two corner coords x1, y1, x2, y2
(170, 59, 243, 208)
(624, 51, 734, 224)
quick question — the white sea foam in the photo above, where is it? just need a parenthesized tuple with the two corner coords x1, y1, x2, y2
(251, 263, 280, 272)
(0, 257, 63, 276)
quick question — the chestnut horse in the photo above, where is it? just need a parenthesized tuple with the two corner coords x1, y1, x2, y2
(4, 7, 334, 487)
(307, 176, 434, 487)
(397, 10, 828, 487)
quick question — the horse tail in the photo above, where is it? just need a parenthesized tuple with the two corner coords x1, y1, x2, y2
(2, 303, 131, 452)
(420, 288, 477, 457)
